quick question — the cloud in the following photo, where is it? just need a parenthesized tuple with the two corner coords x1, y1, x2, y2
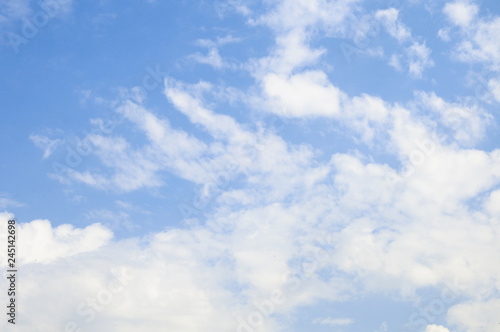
(19, 1, 500, 332)
(389, 53, 403, 71)
(372, 7, 434, 78)
(445, 3, 500, 68)
(443, 0, 478, 27)
(190, 35, 241, 69)
(260, 70, 342, 117)
(438, 27, 451, 41)
(91, 13, 117, 31)
(375, 8, 411, 43)
(313, 317, 354, 326)
(30, 134, 62, 159)
(0, 194, 24, 209)
(0, 217, 112, 265)
(406, 41, 434, 78)
(424, 325, 451, 332)
(28, 74, 500, 331)
(0, 0, 31, 26)
(0, 0, 73, 28)
(214, 0, 252, 18)
(250, 0, 360, 77)
(487, 77, 500, 103)
(447, 299, 500, 332)
(85, 209, 138, 232)
(375, 321, 388, 332)
(0, 215, 239, 332)
(414, 91, 491, 145)
(455, 17, 500, 66)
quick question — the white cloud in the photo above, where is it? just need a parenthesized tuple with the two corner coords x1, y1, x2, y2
(375, 322, 388, 332)
(488, 77, 500, 103)
(30, 72, 500, 330)
(85, 209, 138, 232)
(450, 13, 500, 68)
(424, 325, 451, 332)
(414, 91, 491, 145)
(406, 41, 434, 78)
(443, 0, 478, 27)
(9, 96, 500, 331)
(30, 134, 62, 159)
(375, 8, 411, 43)
(484, 190, 500, 216)
(214, 0, 252, 18)
(438, 28, 451, 41)
(0, 0, 74, 26)
(193, 48, 225, 68)
(313, 317, 354, 326)
(250, 0, 360, 77)
(0, 216, 239, 332)
(373, 7, 433, 78)
(448, 299, 500, 332)
(19, 2, 500, 332)
(0, 194, 23, 209)
(0, 218, 113, 265)
(190, 35, 241, 69)
(389, 53, 403, 71)
(0, 0, 31, 26)
(260, 70, 342, 117)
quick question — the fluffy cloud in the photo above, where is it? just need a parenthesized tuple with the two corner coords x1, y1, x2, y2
(374, 7, 434, 78)
(16, 78, 500, 331)
(414, 91, 491, 145)
(424, 325, 451, 332)
(375, 8, 411, 43)
(406, 41, 434, 78)
(455, 17, 500, 66)
(18, 219, 112, 264)
(260, 71, 342, 117)
(447, 299, 500, 332)
(443, 0, 479, 27)
(20, 1, 500, 332)
(444, 2, 500, 68)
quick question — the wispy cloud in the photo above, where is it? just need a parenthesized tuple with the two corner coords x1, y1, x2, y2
(30, 134, 62, 159)
(0, 194, 24, 209)
(312, 317, 354, 326)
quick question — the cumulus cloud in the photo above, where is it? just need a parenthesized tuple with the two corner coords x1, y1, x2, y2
(454, 17, 500, 67)
(373, 7, 434, 78)
(424, 325, 451, 332)
(406, 41, 434, 78)
(414, 91, 491, 145)
(444, 2, 500, 69)
(447, 299, 500, 331)
(375, 8, 411, 43)
(20, 75, 500, 331)
(260, 70, 342, 117)
(443, 0, 479, 27)
(0, 216, 112, 266)
(17, 1, 500, 332)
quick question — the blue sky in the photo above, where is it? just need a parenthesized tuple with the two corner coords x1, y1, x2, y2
(1, 0, 500, 331)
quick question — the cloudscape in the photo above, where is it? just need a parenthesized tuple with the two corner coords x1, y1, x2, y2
(1, 0, 500, 331)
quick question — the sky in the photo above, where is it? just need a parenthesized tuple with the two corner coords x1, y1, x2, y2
(1, 0, 500, 331)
